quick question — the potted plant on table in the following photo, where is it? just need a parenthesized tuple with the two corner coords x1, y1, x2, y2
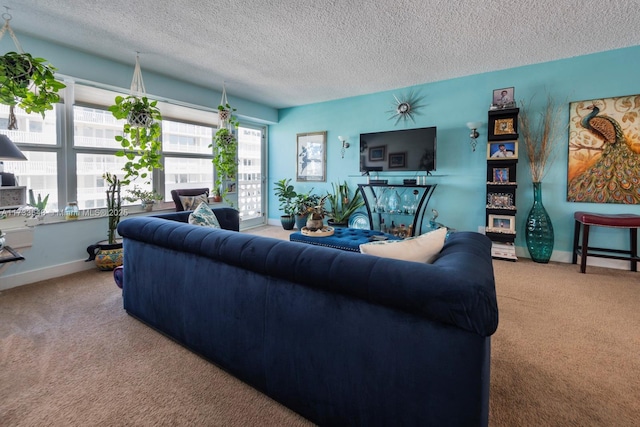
(86, 172, 124, 271)
(293, 190, 320, 230)
(305, 195, 329, 231)
(0, 51, 66, 129)
(274, 178, 297, 230)
(326, 181, 364, 227)
(123, 185, 163, 212)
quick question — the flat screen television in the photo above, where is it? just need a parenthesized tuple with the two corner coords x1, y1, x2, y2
(359, 126, 437, 173)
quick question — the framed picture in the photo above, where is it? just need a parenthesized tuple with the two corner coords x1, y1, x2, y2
(487, 214, 516, 232)
(369, 145, 386, 161)
(388, 152, 406, 168)
(487, 141, 518, 160)
(297, 131, 326, 182)
(487, 192, 514, 208)
(487, 160, 517, 183)
(492, 87, 515, 108)
(567, 94, 640, 204)
(492, 167, 509, 183)
(488, 110, 518, 140)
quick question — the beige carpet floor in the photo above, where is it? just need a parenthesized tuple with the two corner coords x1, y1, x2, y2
(1, 226, 639, 426)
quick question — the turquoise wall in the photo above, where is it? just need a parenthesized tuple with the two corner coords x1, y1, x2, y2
(268, 45, 640, 260)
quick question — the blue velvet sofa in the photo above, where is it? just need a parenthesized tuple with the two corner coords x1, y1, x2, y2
(117, 210, 498, 426)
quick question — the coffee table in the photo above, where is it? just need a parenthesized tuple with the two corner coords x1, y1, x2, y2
(289, 227, 400, 252)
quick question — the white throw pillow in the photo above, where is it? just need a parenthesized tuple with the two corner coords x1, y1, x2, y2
(359, 227, 448, 263)
(188, 203, 221, 228)
(179, 193, 209, 211)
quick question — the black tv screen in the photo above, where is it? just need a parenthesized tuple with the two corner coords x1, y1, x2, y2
(359, 126, 437, 173)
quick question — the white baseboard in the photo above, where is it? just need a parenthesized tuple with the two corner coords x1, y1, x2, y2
(0, 259, 97, 291)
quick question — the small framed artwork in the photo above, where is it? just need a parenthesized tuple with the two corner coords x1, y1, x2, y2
(487, 192, 514, 208)
(487, 160, 517, 183)
(388, 152, 406, 168)
(492, 87, 515, 108)
(487, 141, 518, 160)
(297, 131, 326, 182)
(488, 214, 516, 232)
(492, 167, 509, 183)
(369, 145, 386, 162)
(488, 110, 518, 140)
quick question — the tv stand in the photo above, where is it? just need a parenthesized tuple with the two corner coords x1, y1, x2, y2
(358, 183, 437, 236)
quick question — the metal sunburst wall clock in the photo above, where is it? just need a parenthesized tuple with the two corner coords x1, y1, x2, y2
(387, 90, 424, 125)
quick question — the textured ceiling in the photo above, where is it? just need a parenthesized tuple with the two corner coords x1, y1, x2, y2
(2, 0, 639, 109)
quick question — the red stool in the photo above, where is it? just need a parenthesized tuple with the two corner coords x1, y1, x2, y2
(572, 211, 640, 273)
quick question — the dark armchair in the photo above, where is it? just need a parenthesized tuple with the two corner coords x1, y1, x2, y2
(170, 188, 210, 211)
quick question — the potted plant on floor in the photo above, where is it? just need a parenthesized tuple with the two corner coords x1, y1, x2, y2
(0, 50, 66, 129)
(86, 172, 124, 271)
(274, 178, 297, 230)
(326, 181, 364, 227)
(123, 185, 163, 212)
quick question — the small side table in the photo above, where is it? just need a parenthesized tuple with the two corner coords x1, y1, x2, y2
(0, 245, 25, 264)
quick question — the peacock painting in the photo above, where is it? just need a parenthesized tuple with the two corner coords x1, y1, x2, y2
(567, 94, 640, 204)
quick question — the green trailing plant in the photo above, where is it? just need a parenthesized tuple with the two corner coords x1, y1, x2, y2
(0, 51, 66, 129)
(104, 172, 122, 245)
(274, 178, 297, 217)
(28, 189, 49, 212)
(326, 181, 364, 224)
(210, 102, 239, 203)
(108, 95, 163, 185)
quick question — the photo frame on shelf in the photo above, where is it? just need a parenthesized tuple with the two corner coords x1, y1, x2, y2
(487, 214, 516, 232)
(297, 131, 326, 182)
(492, 87, 515, 108)
(388, 152, 406, 168)
(488, 110, 518, 140)
(486, 160, 517, 183)
(487, 192, 514, 208)
(487, 141, 518, 160)
(369, 145, 386, 161)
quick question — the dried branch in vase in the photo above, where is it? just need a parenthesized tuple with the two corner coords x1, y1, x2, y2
(518, 94, 565, 183)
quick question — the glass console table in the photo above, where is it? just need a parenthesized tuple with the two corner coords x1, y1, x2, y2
(358, 184, 437, 236)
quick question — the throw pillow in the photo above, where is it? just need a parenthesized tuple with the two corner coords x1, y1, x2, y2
(179, 193, 209, 211)
(359, 227, 448, 263)
(188, 202, 221, 228)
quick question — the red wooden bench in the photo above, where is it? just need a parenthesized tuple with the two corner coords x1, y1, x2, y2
(572, 211, 640, 273)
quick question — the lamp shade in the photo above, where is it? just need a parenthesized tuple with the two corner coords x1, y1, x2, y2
(0, 134, 28, 160)
(466, 121, 483, 130)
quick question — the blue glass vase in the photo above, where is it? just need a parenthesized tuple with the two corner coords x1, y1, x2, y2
(525, 182, 554, 263)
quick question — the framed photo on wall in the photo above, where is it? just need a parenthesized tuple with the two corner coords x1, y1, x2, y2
(492, 87, 515, 108)
(488, 110, 519, 140)
(297, 131, 326, 182)
(487, 141, 518, 160)
(487, 214, 516, 233)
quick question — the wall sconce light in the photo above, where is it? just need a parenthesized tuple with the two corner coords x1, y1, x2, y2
(466, 122, 482, 152)
(338, 135, 350, 158)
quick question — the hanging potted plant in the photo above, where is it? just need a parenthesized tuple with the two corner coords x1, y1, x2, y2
(86, 173, 124, 271)
(0, 51, 66, 129)
(210, 100, 239, 203)
(108, 95, 163, 185)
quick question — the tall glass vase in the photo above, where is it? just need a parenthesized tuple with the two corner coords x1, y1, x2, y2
(525, 182, 554, 263)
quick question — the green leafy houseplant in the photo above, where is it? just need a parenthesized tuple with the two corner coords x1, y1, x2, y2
(0, 51, 66, 129)
(123, 185, 162, 211)
(104, 172, 122, 245)
(108, 95, 163, 185)
(28, 189, 49, 212)
(274, 178, 297, 217)
(210, 102, 240, 203)
(326, 181, 364, 225)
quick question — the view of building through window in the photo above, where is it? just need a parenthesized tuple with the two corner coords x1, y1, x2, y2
(0, 85, 265, 227)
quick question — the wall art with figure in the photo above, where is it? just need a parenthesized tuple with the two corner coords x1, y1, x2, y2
(567, 94, 640, 204)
